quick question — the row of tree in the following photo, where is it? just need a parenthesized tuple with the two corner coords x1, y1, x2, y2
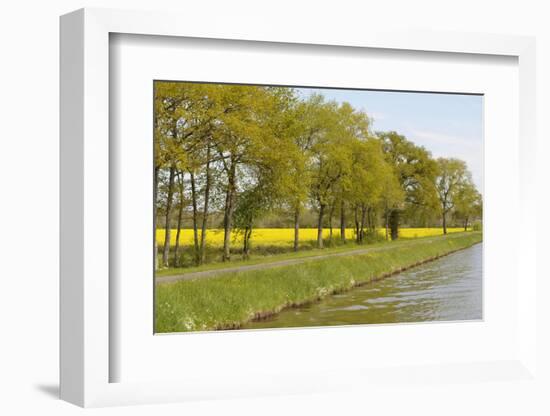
(155, 82, 482, 268)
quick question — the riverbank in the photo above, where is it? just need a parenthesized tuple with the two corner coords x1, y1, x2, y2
(155, 232, 482, 333)
(243, 243, 483, 329)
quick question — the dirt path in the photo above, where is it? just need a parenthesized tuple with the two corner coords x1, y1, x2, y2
(156, 233, 473, 284)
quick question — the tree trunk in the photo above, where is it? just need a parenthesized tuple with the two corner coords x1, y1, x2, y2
(199, 146, 212, 265)
(340, 200, 346, 243)
(442, 212, 448, 234)
(162, 166, 176, 267)
(317, 202, 325, 249)
(293, 207, 300, 252)
(390, 210, 399, 240)
(222, 161, 236, 261)
(247, 228, 252, 256)
(243, 227, 252, 259)
(354, 205, 360, 243)
(154, 166, 159, 270)
(173, 172, 185, 267)
(367, 207, 375, 233)
(385, 209, 390, 241)
(328, 204, 335, 245)
(359, 204, 367, 244)
(189, 171, 200, 265)
(464, 217, 469, 231)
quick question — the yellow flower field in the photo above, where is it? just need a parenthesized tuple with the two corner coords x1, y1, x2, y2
(156, 227, 468, 247)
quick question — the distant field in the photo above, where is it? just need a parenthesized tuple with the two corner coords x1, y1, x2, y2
(156, 227, 468, 247)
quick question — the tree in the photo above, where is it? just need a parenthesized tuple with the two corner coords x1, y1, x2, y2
(435, 158, 469, 234)
(285, 94, 327, 251)
(308, 101, 356, 249)
(233, 186, 268, 259)
(233, 171, 279, 259)
(346, 138, 387, 244)
(378, 163, 404, 240)
(172, 171, 186, 266)
(212, 85, 298, 261)
(232, 89, 299, 259)
(154, 82, 190, 268)
(454, 180, 482, 230)
(180, 84, 229, 265)
(154, 81, 479, 269)
(379, 131, 438, 239)
(335, 105, 373, 244)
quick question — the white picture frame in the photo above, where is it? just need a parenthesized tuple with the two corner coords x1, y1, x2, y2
(60, 7, 537, 407)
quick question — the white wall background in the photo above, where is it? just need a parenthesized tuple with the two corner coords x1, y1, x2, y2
(0, 1, 548, 415)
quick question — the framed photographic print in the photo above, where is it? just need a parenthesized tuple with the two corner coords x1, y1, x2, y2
(152, 81, 484, 333)
(60, 8, 538, 407)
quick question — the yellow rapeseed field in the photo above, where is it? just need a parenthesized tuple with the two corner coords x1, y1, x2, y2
(156, 227, 467, 247)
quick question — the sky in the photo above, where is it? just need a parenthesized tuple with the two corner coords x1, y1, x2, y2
(296, 88, 484, 194)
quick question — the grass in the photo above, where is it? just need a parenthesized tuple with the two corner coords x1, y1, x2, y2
(155, 231, 482, 333)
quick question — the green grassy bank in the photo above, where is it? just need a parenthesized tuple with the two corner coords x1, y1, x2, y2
(155, 232, 482, 333)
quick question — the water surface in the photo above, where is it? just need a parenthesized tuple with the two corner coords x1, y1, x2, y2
(242, 243, 482, 329)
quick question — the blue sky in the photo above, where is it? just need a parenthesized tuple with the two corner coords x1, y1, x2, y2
(296, 88, 483, 193)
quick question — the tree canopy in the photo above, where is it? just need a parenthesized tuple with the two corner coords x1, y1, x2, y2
(154, 82, 482, 267)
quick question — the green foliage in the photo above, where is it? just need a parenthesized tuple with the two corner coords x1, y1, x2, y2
(454, 179, 482, 225)
(154, 82, 482, 265)
(363, 228, 386, 244)
(434, 157, 482, 232)
(377, 131, 441, 230)
(435, 158, 469, 214)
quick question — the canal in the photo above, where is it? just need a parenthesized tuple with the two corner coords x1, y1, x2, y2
(242, 243, 482, 329)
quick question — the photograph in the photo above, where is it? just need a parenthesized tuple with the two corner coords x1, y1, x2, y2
(1, 0, 545, 412)
(153, 81, 483, 333)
